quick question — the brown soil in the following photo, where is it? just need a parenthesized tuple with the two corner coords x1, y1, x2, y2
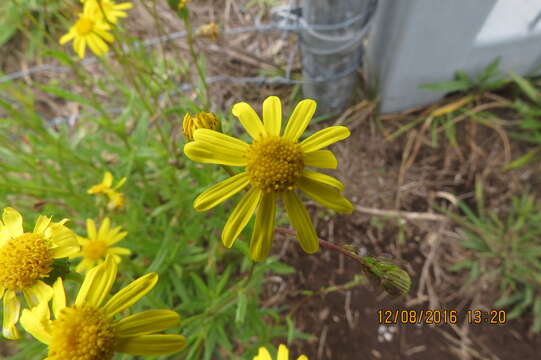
(267, 99, 541, 360)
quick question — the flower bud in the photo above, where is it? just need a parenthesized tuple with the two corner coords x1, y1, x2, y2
(183, 112, 221, 141)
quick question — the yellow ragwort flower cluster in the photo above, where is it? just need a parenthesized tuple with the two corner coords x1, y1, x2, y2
(60, 0, 133, 58)
(184, 96, 352, 261)
(20, 256, 186, 358)
(1, 205, 186, 357)
(87, 171, 127, 211)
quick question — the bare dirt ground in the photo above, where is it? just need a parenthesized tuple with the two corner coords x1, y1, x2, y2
(267, 96, 541, 359)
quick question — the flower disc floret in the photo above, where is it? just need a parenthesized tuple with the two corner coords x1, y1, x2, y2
(246, 136, 304, 193)
(83, 240, 109, 261)
(75, 17, 94, 35)
(49, 305, 115, 360)
(0, 233, 52, 291)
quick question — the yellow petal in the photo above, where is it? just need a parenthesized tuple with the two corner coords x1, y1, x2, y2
(95, 29, 114, 43)
(2, 207, 23, 238)
(298, 177, 353, 213)
(59, 30, 75, 45)
(75, 256, 117, 307)
(108, 247, 131, 255)
(50, 245, 80, 259)
(74, 37, 86, 58)
(114, 176, 127, 190)
(283, 191, 319, 254)
(297, 355, 308, 360)
(193, 172, 250, 212)
(87, 218, 97, 240)
(191, 129, 249, 160)
(221, 187, 262, 248)
(22, 280, 53, 307)
(52, 278, 66, 318)
(2, 290, 21, 339)
(277, 344, 289, 360)
(98, 217, 111, 240)
(262, 96, 282, 136)
(19, 303, 52, 344)
(87, 34, 105, 56)
(33, 215, 52, 234)
(116, 310, 180, 337)
(255, 347, 273, 360)
(303, 150, 337, 169)
(103, 171, 113, 187)
(115, 3, 133, 10)
(76, 258, 94, 273)
(231, 102, 267, 139)
(249, 192, 276, 262)
(301, 170, 345, 191)
(283, 99, 317, 142)
(184, 141, 247, 166)
(300, 126, 350, 153)
(114, 334, 187, 355)
(103, 273, 158, 317)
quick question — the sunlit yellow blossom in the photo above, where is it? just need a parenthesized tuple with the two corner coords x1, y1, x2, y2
(196, 22, 219, 40)
(85, 0, 133, 24)
(183, 112, 221, 142)
(0, 208, 78, 339)
(20, 256, 187, 359)
(178, 0, 191, 8)
(59, 3, 114, 58)
(88, 171, 127, 195)
(254, 344, 308, 360)
(184, 96, 352, 261)
(72, 218, 130, 272)
(88, 172, 127, 211)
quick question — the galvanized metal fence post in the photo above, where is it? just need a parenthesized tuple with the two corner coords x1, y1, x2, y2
(301, 0, 375, 115)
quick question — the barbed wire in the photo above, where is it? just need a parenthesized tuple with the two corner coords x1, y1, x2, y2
(0, 4, 372, 85)
(2, 3, 375, 126)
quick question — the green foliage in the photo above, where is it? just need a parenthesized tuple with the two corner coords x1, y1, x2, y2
(0, 3, 306, 358)
(419, 57, 509, 94)
(446, 183, 541, 332)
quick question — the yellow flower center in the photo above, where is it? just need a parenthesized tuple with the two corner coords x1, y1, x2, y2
(0, 233, 53, 291)
(75, 17, 94, 36)
(83, 240, 108, 261)
(246, 136, 304, 192)
(49, 305, 116, 360)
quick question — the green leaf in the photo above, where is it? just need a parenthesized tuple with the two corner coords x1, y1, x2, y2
(419, 80, 471, 93)
(510, 72, 541, 104)
(494, 292, 523, 307)
(37, 84, 99, 109)
(0, 2, 22, 46)
(503, 147, 541, 171)
(235, 291, 247, 324)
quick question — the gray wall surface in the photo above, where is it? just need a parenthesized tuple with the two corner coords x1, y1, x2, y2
(365, 0, 541, 113)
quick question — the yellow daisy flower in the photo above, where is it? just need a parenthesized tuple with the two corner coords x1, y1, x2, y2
(88, 171, 127, 211)
(254, 344, 308, 360)
(85, 0, 133, 24)
(0, 207, 79, 339)
(59, 5, 114, 58)
(72, 218, 131, 272)
(184, 96, 352, 261)
(20, 256, 187, 359)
